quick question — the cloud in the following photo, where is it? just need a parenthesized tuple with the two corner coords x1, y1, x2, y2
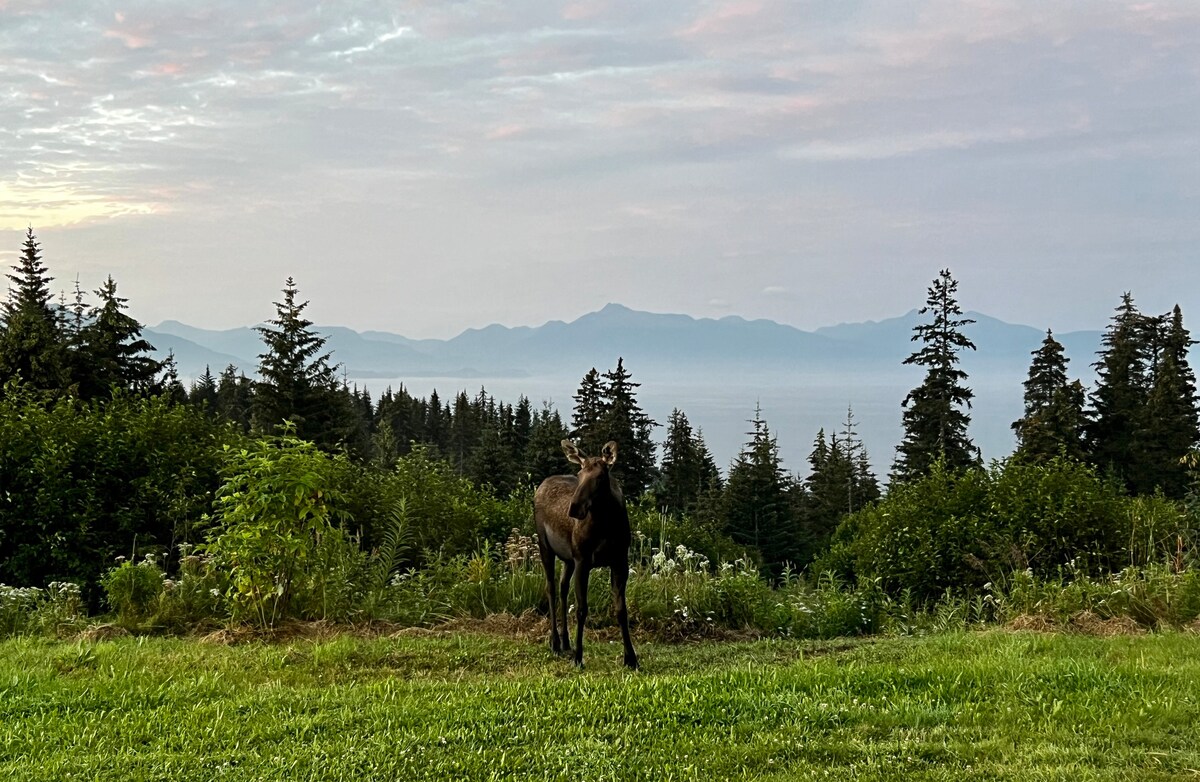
(761, 285, 788, 296)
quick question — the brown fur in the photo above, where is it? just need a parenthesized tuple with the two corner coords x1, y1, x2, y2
(534, 439, 637, 669)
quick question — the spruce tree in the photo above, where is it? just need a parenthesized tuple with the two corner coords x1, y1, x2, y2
(76, 276, 161, 398)
(598, 357, 658, 498)
(252, 278, 343, 447)
(190, 365, 219, 410)
(722, 405, 795, 575)
(1141, 305, 1199, 497)
(892, 269, 979, 482)
(1087, 293, 1155, 491)
(571, 367, 606, 453)
(1012, 330, 1088, 463)
(216, 364, 253, 431)
(660, 408, 722, 515)
(524, 404, 571, 481)
(0, 228, 67, 392)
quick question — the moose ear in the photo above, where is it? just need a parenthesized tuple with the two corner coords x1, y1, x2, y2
(561, 439, 584, 465)
(601, 441, 618, 465)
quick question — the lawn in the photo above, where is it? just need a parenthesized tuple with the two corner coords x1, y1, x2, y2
(2, 629, 1198, 780)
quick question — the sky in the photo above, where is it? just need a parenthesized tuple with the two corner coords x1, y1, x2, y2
(2, 1, 1199, 339)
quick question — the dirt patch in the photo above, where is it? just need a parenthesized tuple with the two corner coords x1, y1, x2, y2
(1005, 612, 1147, 636)
(1069, 610, 1147, 637)
(1006, 614, 1059, 633)
(74, 623, 131, 642)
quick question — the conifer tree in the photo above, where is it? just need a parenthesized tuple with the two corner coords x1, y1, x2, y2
(660, 408, 721, 515)
(190, 365, 219, 410)
(1141, 305, 1199, 497)
(76, 275, 161, 398)
(524, 404, 571, 481)
(1012, 330, 1088, 463)
(1087, 293, 1155, 491)
(571, 367, 606, 453)
(0, 228, 67, 392)
(722, 405, 795, 575)
(598, 358, 658, 498)
(216, 364, 253, 431)
(252, 278, 344, 447)
(892, 269, 979, 482)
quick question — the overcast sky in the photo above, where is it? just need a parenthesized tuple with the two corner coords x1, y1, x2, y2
(2, 1, 1198, 338)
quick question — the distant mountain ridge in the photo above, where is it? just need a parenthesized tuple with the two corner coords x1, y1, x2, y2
(145, 303, 1104, 382)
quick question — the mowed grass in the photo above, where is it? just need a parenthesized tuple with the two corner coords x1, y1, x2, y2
(3, 630, 1199, 781)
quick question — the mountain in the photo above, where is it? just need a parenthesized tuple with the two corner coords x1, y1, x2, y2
(149, 303, 1104, 383)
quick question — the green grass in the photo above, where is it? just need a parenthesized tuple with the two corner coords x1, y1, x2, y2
(3, 630, 1199, 780)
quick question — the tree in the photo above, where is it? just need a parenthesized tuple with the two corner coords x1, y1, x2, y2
(216, 364, 253, 431)
(1087, 293, 1155, 492)
(722, 405, 794, 575)
(659, 408, 721, 515)
(892, 269, 979, 482)
(0, 228, 67, 393)
(598, 358, 658, 498)
(523, 403, 571, 483)
(252, 278, 345, 448)
(795, 408, 881, 569)
(1012, 330, 1088, 464)
(75, 275, 161, 398)
(190, 365, 219, 410)
(570, 368, 606, 453)
(1141, 305, 1199, 497)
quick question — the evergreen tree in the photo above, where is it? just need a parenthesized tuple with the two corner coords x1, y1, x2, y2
(722, 405, 794, 575)
(1012, 331, 1088, 463)
(252, 278, 344, 448)
(892, 269, 979, 482)
(0, 228, 67, 392)
(470, 425, 516, 496)
(598, 358, 658, 498)
(571, 368, 606, 453)
(795, 409, 880, 569)
(1141, 305, 1200, 497)
(190, 365, 219, 410)
(216, 364, 253, 431)
(75, 275, 161, 398)
(524, 404, 571, 481)
(1087, 293, 1155, 491)
(659, 408, 722, 515)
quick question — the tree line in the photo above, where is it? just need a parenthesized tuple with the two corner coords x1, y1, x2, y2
(2, 229, 1198, 592)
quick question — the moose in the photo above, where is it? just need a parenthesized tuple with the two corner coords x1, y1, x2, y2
(534, 439, 638, 670)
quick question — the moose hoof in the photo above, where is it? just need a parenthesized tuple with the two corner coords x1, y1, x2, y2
(624, 655, 639, 670)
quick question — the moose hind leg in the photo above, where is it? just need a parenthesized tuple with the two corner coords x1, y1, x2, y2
(539, 537, 561, 654)
(558, 559, 575, 654)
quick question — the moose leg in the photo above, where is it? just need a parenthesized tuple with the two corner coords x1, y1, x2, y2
(539, 537, 561, 654)
(573, 563, 590, 668)
(558, 559, 575, 654)
(611, 563, 638, 670)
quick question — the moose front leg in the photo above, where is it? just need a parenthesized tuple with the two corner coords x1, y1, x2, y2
(612, 562, 638, 670)
(573, 563, 590, 668)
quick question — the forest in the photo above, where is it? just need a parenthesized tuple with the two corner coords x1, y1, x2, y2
(2, 229, 1199, 638)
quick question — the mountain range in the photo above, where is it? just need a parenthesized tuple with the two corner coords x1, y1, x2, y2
(146, 303, 1103, 383)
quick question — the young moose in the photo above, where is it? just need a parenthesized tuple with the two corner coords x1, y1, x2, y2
(534, 439, 638, 669)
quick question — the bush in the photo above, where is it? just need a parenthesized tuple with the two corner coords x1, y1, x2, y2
(101, 555, 167, 627)
(203, 433, 350, 628)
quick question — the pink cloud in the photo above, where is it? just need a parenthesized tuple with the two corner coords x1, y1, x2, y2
(679, 1, 766, 38)
(486, 123, 527, 141)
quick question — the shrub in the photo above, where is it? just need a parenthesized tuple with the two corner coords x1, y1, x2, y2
(203, 433, 349, 628)
(101, 555, 166, 626)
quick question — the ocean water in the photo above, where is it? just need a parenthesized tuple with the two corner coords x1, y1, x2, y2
(349, 366, 1027, 480)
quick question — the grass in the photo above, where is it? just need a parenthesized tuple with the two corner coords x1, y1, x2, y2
(3, 630, 1200, 780)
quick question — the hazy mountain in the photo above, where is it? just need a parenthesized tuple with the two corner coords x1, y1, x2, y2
(149, 303, 1103, 383)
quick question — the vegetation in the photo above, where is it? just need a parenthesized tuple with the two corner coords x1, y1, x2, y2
(5, 631, 1200, 780)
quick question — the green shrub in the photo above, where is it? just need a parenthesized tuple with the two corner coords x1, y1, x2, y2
(203, 433, 349, 628)
(101, 555, 166, 626)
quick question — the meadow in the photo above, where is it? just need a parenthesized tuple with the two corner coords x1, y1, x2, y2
(4, 629, 1199, 781)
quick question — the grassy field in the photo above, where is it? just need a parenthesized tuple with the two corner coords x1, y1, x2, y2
(2, 628, 1199, 781)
